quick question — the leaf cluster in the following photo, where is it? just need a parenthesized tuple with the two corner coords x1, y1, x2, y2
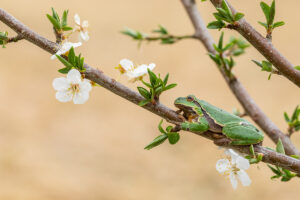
(121, 27, 146, 41)
(252, 60, 278, 80)
(46, 8, 73, 32)
(268, 139, 299, 181)
(138, 70, 177, 106)
(284, 105, 300, 133)
(0, 31, 8, 48)
(209, 32, 249, 78)
(152, 25, 175, 44)
(56, 47, 85, 74)
(207, 0, 244, 30)
(144, 120, 180, 150)
(259, 1, 284, 35)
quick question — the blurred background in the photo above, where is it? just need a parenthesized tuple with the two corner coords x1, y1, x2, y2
(0, 0, 299, 199)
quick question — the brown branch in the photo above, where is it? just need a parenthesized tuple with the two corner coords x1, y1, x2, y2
(209, 0, 300, 87)
(1, 8, 300, 173)
(180, 0, 299, 156)
(7, 34, 23, 43)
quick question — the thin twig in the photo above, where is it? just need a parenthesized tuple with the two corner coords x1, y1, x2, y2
(209, 0, 300, 87)
(7, 34, 23, 43)
(0, 8, 300, 173)
(180, 0, 299, 156)
(144, 34, 195, 42)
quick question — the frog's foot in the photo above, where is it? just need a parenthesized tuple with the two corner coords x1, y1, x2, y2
(214, 137, 232, 147)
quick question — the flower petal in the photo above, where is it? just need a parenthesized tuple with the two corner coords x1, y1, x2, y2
(216, 159, 231, 174)
(229, 173, 238, 190)
(53, 77, 70, 91)
(56, 90, 72, 102)
(148, 63, 156, 71)
(74, 14, 81, 25)
(235, 156, 250, 170)
(80, 79, 92, 92)
(80, 31, 89, 41)
(51, 42, 82, 60)
(237, 170, 251, 187)
(67, 69, 82, 84)
(82, 20, 89, 28)
(120, 59, 134, 71)
(73, 91, 89, 104)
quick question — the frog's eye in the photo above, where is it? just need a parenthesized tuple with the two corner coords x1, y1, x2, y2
(187, 96, 194, 102)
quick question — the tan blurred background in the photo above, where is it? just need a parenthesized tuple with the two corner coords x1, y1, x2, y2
(0, 0, 299, 199)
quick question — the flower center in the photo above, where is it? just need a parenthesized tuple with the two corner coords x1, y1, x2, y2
(71, 83, 80, 94)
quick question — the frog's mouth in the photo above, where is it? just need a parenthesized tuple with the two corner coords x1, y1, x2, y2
(175, 104, 197, 120)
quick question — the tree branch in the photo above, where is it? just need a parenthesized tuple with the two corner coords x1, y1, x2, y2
(0, 8, 300, 173)
(209, 0, 300, 87)
(180, 0, 299, 156)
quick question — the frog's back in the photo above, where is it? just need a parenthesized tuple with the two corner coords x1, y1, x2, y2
(198, 99, 248, 126)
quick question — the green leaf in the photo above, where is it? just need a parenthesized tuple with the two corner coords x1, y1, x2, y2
(161, 38, 175, 44)
(141, 80, 152, 89)
(138, 99, 150, 107)
(260, 2, 270, 24)
(232, 49, 244, 56)
(62, 26, 73, 31)
(148, 69, 158, 87)
(61, 10, 68, 27)
(268, 73, 272, 80)
(51, 8, 60, 21)
(209, 53, 221, 65)
(268, 165, 282, 176)
(290, 155, 300, 159)
(272, 21, 285, 28)
(153, 25, 168, 35)
(234, 13, 244, 21)
(221, 0, 233, 20)
(58, 67, 71, 74)
(291, 105, 299, 121)
(281, 176, 291, 182)
(269, 0, 276, 25)
(167, 132, 180, 144)
(284, 112, 290, 122)
(207, 21, 225, 29)
(252, 60, 263, 67)
(276, 139, 285, 154)
(137, 87, 151, 99)
(213, 44, 222, 53)
(258, 21, 268, 29)
(144, 134, 168, 150)
(46, 14, 61, 30)
(121, 28, 138, 39)
(218, 32, 224, 49)
(216, 8, 232, 23)
(158, 119, 166, 134)
(295, 66, 300, 71)
(68, 47, 76, 66)
(163, 83, 177, 91)
(56, 55, 74, 69)
(261, 60, 272, 72)
(163, 73, 169, 86)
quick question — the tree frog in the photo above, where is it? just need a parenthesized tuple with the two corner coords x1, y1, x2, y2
(174, 95, 264, 145)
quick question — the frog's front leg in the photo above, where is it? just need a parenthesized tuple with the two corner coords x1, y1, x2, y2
(181, 117, 209, 133)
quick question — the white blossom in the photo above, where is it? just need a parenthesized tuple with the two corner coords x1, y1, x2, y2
(118, 58, 135, 74)
(51, 41, 82, 60)
(74, 14, 89, 41)
(216, 149, 251, 189)
(52, 69, 92, 104)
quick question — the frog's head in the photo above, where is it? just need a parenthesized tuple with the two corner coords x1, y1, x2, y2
(174, 95, 198, 118)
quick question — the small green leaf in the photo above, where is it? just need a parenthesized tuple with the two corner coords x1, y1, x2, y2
(62, 26, 73, 31)
(207, 20, 225, 29)
(291, 105, 299, 121)
(153, 25, 168, 35)
(161, 38, 175, 44)
(272, 21, 285, 28)
(68, 47, 76, 66)
(276, 139, 285, 154)
(269, 0, 276, 25)
(295, 66, 300, 71)
(144, 134, 168, 150)
(234, 13, 244, 21)
(163, 73, 169, 86)
(260, 2, 270, 24)
(58, 67, 71, 74)
(56, 55, 74, 69)
(284, 112, 290, 122)
(51, 7, 60, 21)
(232, 49, 244, 56)
(261, 60, 272, 72)
(163, 83, 177, 91)
(167, 132, 180, 144)
(221, 0, 233, 20)
(290, 155, 300, 159)
(137, 87, 151, 99)
(209, 53, 221, 65)
(46, 14, 61, 30)
(218, 32, 224, 49)
(121, 28, 138, 39)
(138, 99, 150, 107)
(148, 69, 158, 87)
(268, 165, 282, 176)
(61, 10, 68, 27)
(158, 119, 166, 134)
(258, 21, 268, 29)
